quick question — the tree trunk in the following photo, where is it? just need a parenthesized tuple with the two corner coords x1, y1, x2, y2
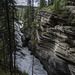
(5, 0, 13, 75)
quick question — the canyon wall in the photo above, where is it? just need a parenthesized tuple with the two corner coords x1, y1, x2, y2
(34, 6, 75, 75)
(22, 6, 75, 75)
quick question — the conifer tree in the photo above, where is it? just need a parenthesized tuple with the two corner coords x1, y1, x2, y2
(40, 0, 47, 8)
(0, 0, 17, 75)
(48, 0, 51, 6)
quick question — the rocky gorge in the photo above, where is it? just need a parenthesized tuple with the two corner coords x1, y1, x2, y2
(22, 6, 75, 75)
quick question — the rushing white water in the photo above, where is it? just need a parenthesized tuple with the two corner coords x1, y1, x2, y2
(15, 22, 48, 75)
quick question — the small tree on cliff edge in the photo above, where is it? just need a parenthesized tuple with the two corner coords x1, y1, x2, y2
(53, 0, 60, 10)
(48, 0, 54, 6)
(40, 0, 47, 8)
(52, 0, 68, 10)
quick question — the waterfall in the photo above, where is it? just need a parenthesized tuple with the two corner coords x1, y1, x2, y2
(14, 21, 48, 75)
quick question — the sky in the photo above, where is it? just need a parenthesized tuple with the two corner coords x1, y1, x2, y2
(16, 0, 48, 7)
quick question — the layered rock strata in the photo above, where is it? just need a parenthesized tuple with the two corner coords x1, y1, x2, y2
(35, 7, 75, 75)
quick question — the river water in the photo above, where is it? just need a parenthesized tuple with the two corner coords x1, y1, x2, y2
(15, 22, 48, 75)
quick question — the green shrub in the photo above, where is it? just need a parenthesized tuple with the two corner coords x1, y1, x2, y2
(53, 0, 60, 10)
(60, 0, 68, 6)
(31, 20, 38, 29)
(50, 0, 68, 11)
(32, 39, 38, 46)
(71, 18, 75, 25)
(0, 67, 28, 75)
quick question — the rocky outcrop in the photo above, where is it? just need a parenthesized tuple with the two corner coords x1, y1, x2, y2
(35, 6, 75, 75)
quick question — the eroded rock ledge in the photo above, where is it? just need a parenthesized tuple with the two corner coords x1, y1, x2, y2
(34, 6, 75, 75)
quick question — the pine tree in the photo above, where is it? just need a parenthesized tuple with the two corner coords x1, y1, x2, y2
(53, 0, 60, 9)
(0, 0, 17, 75)
(48, 0, 51, 6)
(40, 0, 47, 8)
(24, 0, 34, 31)
(51, 0, 54, 5)
(31, 0, 34, 22)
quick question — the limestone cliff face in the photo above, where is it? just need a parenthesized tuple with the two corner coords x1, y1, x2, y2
(35, 7, 75, 75)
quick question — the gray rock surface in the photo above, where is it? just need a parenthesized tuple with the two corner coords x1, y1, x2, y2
(34, 6, 75, 75)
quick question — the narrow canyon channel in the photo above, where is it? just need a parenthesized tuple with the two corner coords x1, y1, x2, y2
(15, 22, 48, 75)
